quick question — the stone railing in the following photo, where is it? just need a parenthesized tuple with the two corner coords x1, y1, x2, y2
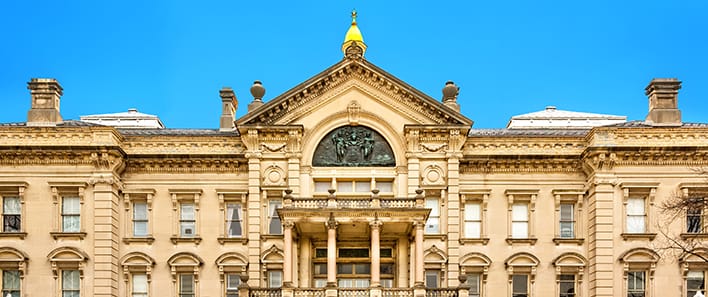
(285, 188, 425, 210)
(381, 288, 414, 297)
(337, 289, 369, 297)
(250, 288, 282, 297)
(293, 288, 326, 297)
(425, 288, 458, 297)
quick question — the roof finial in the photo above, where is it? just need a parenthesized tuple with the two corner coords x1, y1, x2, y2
(342, 9, 367, 58)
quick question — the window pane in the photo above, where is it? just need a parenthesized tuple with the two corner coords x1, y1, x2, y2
(226, 273, 241, 289)
(627, 216, 646, 233)
(62, 270, 80, 290)
(181, 221, 195, 236)
(269, 200, 282, 234)
(467, 273, 480, 294)
(687, 270, 705, 297)
(133, 203, 148, 220)
(687, 209, 702, 233)
(559, 274, 575, 297)
(377, 181, 393, 193)
(381, 279, 393, 288)
(62, 216, 80, 232)
(180, 204, 195, 220)
(134, 221, 148, 236)
(314, 279, 327, 288)
(465, 203, 480, 220)
(268, 271, 282, 288)
(560, 222, 574, 238)
(627, 198, 645, 215)
(465, 222, 481, 238)
(227, 203, 243, 237)
(132, 274, 148, 293)
(3, 197, 20, 214)
(355, 181, 371, 193)
(315, 181, 331, 192)
(62, 197, 80, 214)
(355, 264, 371, 274)
(426, 217, 440, 234)
(425, 271, 438, 288)
(512, 222, 528, 238)
(337, 182, 353, 193)
(512, 203, 528, 220)
(512, 275, 527, 294)
(560, 204, 573, 220)
(337, 264, 354, 274)
(2, 270, 20, 290)
(3, 215, 21, 232)
(426, 199, 440, 216)
(180, 274, 194, 293)
(380, 263, 394, 274)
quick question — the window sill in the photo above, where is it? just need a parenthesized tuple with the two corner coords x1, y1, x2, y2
(621, 233, 656, 241)
(218, 237, 249, 245)
(50, 232, 87, 240)
(261, 234, 284, 240)
(680, 233, 708, 240)
(459, 238, 489, 245)
(170, 236, 202, 244)
(505, 237, 537, 245)
(0, 232, 27, 239)
(424, 234, 448, 241)
(553, 238, 584, 245)
(123, 236, 155, 244)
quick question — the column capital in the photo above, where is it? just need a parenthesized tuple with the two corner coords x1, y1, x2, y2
(325, 214, 338, 230)
(369, 220, 383, 230)
(283, 220, 295, 230)
(413, 220, 425, 229)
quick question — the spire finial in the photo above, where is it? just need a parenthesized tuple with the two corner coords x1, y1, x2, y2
(342, 9, 367, 58)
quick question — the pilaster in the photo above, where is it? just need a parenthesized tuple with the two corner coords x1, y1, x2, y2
(90, 174, 122, 297)
(587, 175, 617, 297)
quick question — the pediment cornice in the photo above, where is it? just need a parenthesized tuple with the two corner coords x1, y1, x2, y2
(237, 59, 472, 126)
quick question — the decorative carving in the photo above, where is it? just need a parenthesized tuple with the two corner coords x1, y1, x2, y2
(260, 143, 286, 152)
(347, 101, 361, 125)
(422, 164, 446, 186)
(421, 143, 447, 152)
(313, 125, 395, 167)
(345, 42, 364, 60)
(262, 164, 287, 186)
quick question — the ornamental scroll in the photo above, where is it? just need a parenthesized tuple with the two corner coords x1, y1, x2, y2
(312, 126, 395, 167)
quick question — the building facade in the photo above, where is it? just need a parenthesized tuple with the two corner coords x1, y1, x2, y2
(1, 13, 707, 297)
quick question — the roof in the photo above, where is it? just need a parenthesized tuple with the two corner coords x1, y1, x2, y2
(80, 108, 165, 129)
(117, 128, 239, 136)
(507, 106, 626, 129)
(0, 120, 104, 127)
(468, 128, 590, 137)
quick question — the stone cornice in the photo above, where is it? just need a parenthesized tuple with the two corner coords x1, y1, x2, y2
(125, 155, 246, 174)
(463, 137, 586, 156)
(585, 127, 708, 148)
(0, 126, 123, 147)
(121, 136, 245, 155)
(462, 157, 582, 174)
(0, 147, 125, 170)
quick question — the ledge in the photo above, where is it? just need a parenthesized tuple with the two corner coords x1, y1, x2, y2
(261, 234, 284, 240)
(621, 233, 656, 241)
(459, 238, 489, 245)
(123, 236, 155, 244)
(553, 238, 584, 245)
(505, 238, 537, 245)
(0, 232, 27, 239)
(424, 234, 448, 241)
(170, 236, 202, 245)
(218, 237, 249, 245)
(50, 232, 87, 240)
(680, 233, 708, 240)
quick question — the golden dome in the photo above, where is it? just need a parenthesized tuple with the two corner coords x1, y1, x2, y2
(342, 10, 367, 57)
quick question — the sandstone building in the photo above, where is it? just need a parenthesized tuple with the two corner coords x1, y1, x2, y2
(1, 12, 707, 297)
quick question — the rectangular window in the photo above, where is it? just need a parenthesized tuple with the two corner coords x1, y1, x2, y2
(376, 181, 393, 193)
(464, 202, 481, 238)
(314, 181, 331, 193)
(62, 197, 81, 232)
(180, 203, 196, 237)
(268, 200, 282, 235)
(2, 197, 21, 232)
(559, 274, 575, 297)
(687, 271, 705, 297)
(268, 270, 282, 288)
(179, 274, 195, 297)
(425, 271, 439, 288)
(225, 203, 243, 237)
(425, 198, 440, 234)
(338, 279, 370, 288)
(559, 204, 575, 238)
(132, 274, 148, 297)
(627, 271, 645, 297)
(62, 270, 80, 297)
(687, 207, 703, 233)
(511, 203, 529, 238)
(226, 273, 240, 297)
(381, 279, 393, 288)
(2, 270, 20, 297)
(626, 198, 646, 233)
(512, 274, 528, 297)
(467, 273, 481, 297)
(133, 202, 148, 237)
(313, 279, 327, 288)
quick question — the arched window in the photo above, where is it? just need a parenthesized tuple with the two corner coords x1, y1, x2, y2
(423, 245, 447, 288)
(505, 253, 539, 297)
(679, 248, 708, 297)
(168, 252, 203, 297)
(260, 245, 284, 288)
(121, 252, 155, 297)
(553, 253, 587, 297)
(619, 248, 659, 297)
(216, 253, 248, 297)
(0, 247, 28, 297)
(459, 252, 491, 297)
(47, 247, 89, 297)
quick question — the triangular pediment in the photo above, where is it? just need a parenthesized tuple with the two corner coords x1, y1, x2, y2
(237, 58, 472, 126)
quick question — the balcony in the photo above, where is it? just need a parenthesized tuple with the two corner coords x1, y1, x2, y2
(283, 188, 426, 209)
(245, 287, 461, 297)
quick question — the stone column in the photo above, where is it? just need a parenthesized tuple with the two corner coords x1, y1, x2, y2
(283, 220, 295, 287)
(370, 220, 382, 287)
(397, 237, 409, 287)
(326, 216, 338, 286)
(414, 221, 425, 287)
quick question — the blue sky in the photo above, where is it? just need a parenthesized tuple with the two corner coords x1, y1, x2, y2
(1, 1, 706, 128)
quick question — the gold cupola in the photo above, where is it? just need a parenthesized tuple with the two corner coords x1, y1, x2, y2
(342, 10, 367, 57)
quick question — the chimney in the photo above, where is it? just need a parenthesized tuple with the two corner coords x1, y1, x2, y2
(442, 81, 460, 112)
(27, 78, 63, 126)
(219, 87, 238, 131)
(645, 78, 682, 126)
(248, 80, 265, 112)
